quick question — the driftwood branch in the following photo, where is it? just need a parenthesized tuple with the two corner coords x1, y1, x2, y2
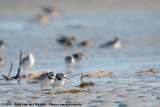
(1, 50, 25, 81)
(8, 63, 12, 77)
(14, 50, 22, 79)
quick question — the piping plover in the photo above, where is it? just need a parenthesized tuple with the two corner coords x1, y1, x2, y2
(0, 40, 6, 50)
(51, 73, 66, 89)
(99, 37, 121, 49)
(0, 58, 4, 66)
(21, 53, 35, 69)
(56, 36, 76, 47)
(72, 53, 86, 64)
(34, 72, 56, 89)
(65, 56, 75, 69)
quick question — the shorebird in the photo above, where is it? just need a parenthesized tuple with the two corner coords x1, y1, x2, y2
(56, 36, 76, 48)
(65, 56, 75, 70)
(72, 53, 86, 64)
(34, 72, 56, 89)
(30, 14, 49, 24)
(78, 40, 93, 48)
(0, 40, 6, 50)
(0, 58, 4, 66)
(99, 37, 121, 49)
(21, 53, 35, 69)
(42, 6, 59, 18)
(51, 73, 66, 89)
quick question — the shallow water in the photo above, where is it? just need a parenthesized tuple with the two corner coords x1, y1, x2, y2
(0, 10, 160, 106)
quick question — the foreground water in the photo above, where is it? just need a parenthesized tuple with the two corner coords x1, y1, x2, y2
(0, 11, 160, 106)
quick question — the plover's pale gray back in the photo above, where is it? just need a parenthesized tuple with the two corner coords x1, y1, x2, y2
(21, 53, 35, 69)
(34, 72, 56, 89)
(0, 58, 4, 67)
(51, 73, 66, 89)
(99, 37, 121, 49)
(0, 40, 6, 50)
(65, 56, 75, 69)
(72, 53, 86, 64)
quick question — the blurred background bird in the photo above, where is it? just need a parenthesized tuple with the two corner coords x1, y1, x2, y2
(99, 37, 121, 49)
(0, 40, 6, 50)
(0, 58, 4, 67)
(21, 53, 35, 69)
(65, 56, 75, 70)
(72, 53, 86, 64)
(56, 36, 76, 48)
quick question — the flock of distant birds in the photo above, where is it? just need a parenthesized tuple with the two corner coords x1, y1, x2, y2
(0, 36, 121, 89)
(0, 6, 122, 89)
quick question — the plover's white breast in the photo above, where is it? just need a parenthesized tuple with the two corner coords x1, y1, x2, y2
(51, 79, 65, 87)
(113, 40, 121, 49)
(65, 56, 75, 67)
(34, 72, 56, 88)
(41, 78, 54, 87)
(51, 73, 66, 88)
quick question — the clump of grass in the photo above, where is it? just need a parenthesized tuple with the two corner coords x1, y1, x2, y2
(136, 69, 155, 74)
(83, 70, 117, 78)
(58, 89, 90, 94)
(78, 73, 95, 88)
(79, 81, 95, 88)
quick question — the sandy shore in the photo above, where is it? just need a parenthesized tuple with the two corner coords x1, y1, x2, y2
(0, 72, 160, 107)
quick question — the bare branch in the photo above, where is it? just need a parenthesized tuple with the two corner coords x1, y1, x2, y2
(14, 50, 22, 79)
(8, 62, 12, 77)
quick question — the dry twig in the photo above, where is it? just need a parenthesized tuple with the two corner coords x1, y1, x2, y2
(1, 50, 25, 80)
(8, 63, 12, 77)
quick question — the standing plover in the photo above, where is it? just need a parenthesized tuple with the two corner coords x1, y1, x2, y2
(99, 37, 121, 49)
(0, 40, 6, 50)
(51, 73, 66, 89)
(56, 36, 76, 48)
(21, 53, 35, 69)
(0, 58, 4, 66)
(78, 40, 93, 48)
(65, 56, 75, 69)
(34, 72, 56, 89)
(72, 53, 86, 64)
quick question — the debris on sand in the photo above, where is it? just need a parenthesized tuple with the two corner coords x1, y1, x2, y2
(79, 81, 95, 88)
(83, 70, 117, 78)
(57, 89, 90, 94)
(136, 69, 155, 74)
